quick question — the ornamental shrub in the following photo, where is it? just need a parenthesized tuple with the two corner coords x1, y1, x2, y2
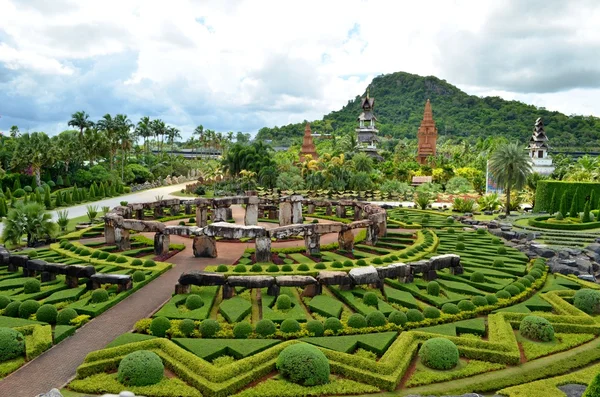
(185, 295, 204, 310)
(447, 228, 455, 233)
(314, 263, 326, 269)
(442, 303, 460, 315)
(19, 300, 40, 319)
(233, 322, 253, 339)
(267, 264, 279, 272)
(276, 295, 292, 310)
(276, 343, 330, 386)
(530, 269, 543, 279)
(362, 292, 379, 307)
(306, 320, 325, 336)
(427, 281, 440, 296)
(150, 316, 171, 337)
(216, 265, 228, 272)
(356, 259, 367, 266)
(115, 256, 128, 264)
(343, 260, 353, 267)
(504, 285, 520, 297)
(106, 254, 117, 262)
(486, 294, 499, 305)
(423, 306, 441, 319)
(455, 242, 465, 250)
(0, 296, 10, 309)
(366, 311, 387, 327)
(458, 300, 476, 312)
(520, 315, 554, 342)
(143, 259, 156, 268)
(372, 258, 383, 265)
(512, 282, 526, 292)
(331, 261, 343, 268)
(36, 304, 58, 324)
(518, 277, 532, 288)
(118, 350, 164, 386)
(256, 319, 277, 336)
(347, 313, 367, 328)
(57, 308, 78, 325)
(497, 246, 507, 255)
(98, 251, 109, 260)
(324, 317, 343, 333)
(0, 328, 25, 362)
(418, 337, 459, 370)
(493, 259, 504, 268)
(23, 278, 41, 294)
(4, 301, 21, 317)
(524, 274, 535, 284)
(472, 296, 488, 307)
(282, 264, 293, 272)
(199, 319, 220, 337)
(477, 228, 486, 235)
(298, 264, 310, 271)
(583, 372, 600, 397)
(496, 290, 511, 299)
(179, 319, 195, 337)
(91, 289, 109, 303)
(406, 309, 424, 322)
(470, 272, 485, 282)
(388, 310, 407, 325)
(457, 234, 465, 242)
(132, 270, 145, 282)
(234, 264, 247, 273)
(574, 289, 600, 314)
(280, 319, 301, 333)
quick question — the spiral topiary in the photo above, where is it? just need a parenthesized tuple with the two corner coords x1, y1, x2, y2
(520, 315, 554, 342)
(150, 316, 171, 337)
(388, 310, 407, 326)
(23, 278, 41, 294)
(91, 289, 109, 303)
(186, 295, 204, 310)
(442, 303, 460, 315)
(36, 304, 58, 324)
(199, 319, 220, 337)
(574, 289, 600, 314)
(324, 317, 343, 333)
(276, 294, 292, 310)
(427, 281, 440, 296)
(0, 327, 25, 362)
(423, 307, 441, 319)
(19, 300, 40, 319)
(457, 300, 476, 312)
(132, 270, 145, 282)
(406, 309, 424, 322)
(117, 350, 164, 386)
(362, 292, 379, 307)
(347, 313, 367, 328)
(306, 320, 325, 336)
(280, 319, 301, 333)
(56, 308, 78, 325)
(256, 319, 277, 336)
(276, 343, 330, 386)
(179, 319, 195, 337)
(418, 337, 459, 370)
(366, 311, 387, 327)
(472, 296, 488, 307)
(233, 322, 253, 339)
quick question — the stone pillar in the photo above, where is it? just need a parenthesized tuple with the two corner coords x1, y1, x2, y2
(378, 218, 387, 238)
(338, 229, 354, 251)
(226, 207, 233, 220)
(115, 228, 131, 251)
(104, 224, 116, 244)
(267, 284, 280, 297)
(291, 195, 303, 224)
(307, 204, 316, 214)
(66, 276, 79, 288)
(450, 265, 464, 275)
(365, 224, 379, 246)
(301, 284, 322, 297)
(196, 206, 208, 227)
(184, 203, 192, 215)
(175, 283, 191, 294)
(117, 280, 133, 293)
(279, 202, 292, 226)
(354, 206, 363, 221)
(213, 206, 228, 222)
(245, 197, 259, 226)
(41, 272, 56, 282)
(222, 284, 234, 299)
(255, 236, 272, 263)
(269, 209, 278, 220)
(193, 235, 217, 257)
(154, 233, 170, 256)
(336, 205, 346, 218)
(423, 270, 438, 281)
(153, 206, 164, 218)
(304, 233, 321, 256)
(325, 206, 332, 216)
(170, 204, 180, 216)
(134, 209, 143, 220)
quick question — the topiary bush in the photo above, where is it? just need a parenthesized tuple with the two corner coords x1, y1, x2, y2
(472, 296, 488, 307)
(36, 304, 58, 324)
(504, 285, 520, 297)
(185, 295, 204, 310)
(199, 319, 220, 338)
(298, 264, 310, 271)
(106, 254, 117, 262)
(150, 316, 171, 337)
(282, 264, 293, 272)
(91, 289, 109, 303)
(574, 289, 600, 314)
(493, 259, 504, 268)
(423, 307, 441, 319)
(116, 256, 128, 264)
(331, 261, 343, 268)
(496, 290, 511, 300)
(497, 246, 507, 254)
(343, 260, 353, 267)
(512, 281, 526, 293)
(57, 308, 78, 325)
(179, 319, 195, 337)
(529, 269, 543, 279)
(519, 277, 532, 288)
(520, 315, 554, 342)
(19, 300, 40, 319)
(280, 319, 301, 333)
(406, 309, 424, 322)
(583, 372, 600, 397)
(143, 259, 156, 268)
(455, 242, 465, 250)
(234, 264, 247, 273)
(356, 259, 367, 266)
(366, 311, 387, 327)
(276, 295, 292, 310)
(0, 296, 10, 310)
(442, 303, 460, 315)
(267, 264, 279, 273)
(132, 270, 146, 282)
(457, 234, 465, 242)
(347, 313, 367, 328)
(98, 252, 109, 260)
(276, 343, 330, 386)
(5, 301, 21, 318)
(418, 337, 460, 370)
(362, 292, 379, 307)
(256, 319, 277, 336)
(470, 272, 485, 282)
(324, 317, 343, 333)
(306, 320, 325, 336)
(0, 327, 25, 362)
(427, 281, 440, 296)
(131, 258, 143, 266)
(117, 350, 164, 386)
(486, 294, 499, 305)
(372, 258, 383, 265)
(492, 237, 501, 244)
(233, 322, 253, 339)
(23, 278, 41, 294)
(458, 300, 476, 312)
(216, 265, 228, 272)
(388, 310, 407, 325)
(477, 228, 486, 235)
(314, 263, 326, 270)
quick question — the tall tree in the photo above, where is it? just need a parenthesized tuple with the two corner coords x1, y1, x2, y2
(68, 111, 94, 138)
(11, 132, 54, 187)
(488, 142, 533, 215)
(52, 130, 81, 173)
(135, 116, 153, 153)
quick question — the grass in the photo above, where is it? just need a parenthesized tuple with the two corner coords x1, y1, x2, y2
(173, 338, 280, 360)
(170, 189, 215, 198)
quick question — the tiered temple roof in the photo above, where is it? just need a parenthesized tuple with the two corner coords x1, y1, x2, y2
(300, 123, 318, 162)
(416, 99, 438, 165)
(528, 117, 549, 150)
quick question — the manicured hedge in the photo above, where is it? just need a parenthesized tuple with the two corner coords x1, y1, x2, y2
(534, 180, 600, 213)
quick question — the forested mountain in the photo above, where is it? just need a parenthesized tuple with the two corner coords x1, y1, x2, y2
(256, 72, 600, 150)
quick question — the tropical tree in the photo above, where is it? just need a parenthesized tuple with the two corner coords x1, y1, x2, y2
(352, 152, 374, 173)
(68, 111, 94, 139)
(52, 130, 81, 173)
(151, 119, 167, 153)
(9, 126, 20, 138)
(11, 132, 55, 187)
(135, 116, 153, 153)
(2, 202, 56, 247)
(488, 142, 533, 215)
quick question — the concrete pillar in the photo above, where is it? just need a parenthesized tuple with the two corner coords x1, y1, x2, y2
(304, 233, 321, 256)
(336, 205, 346, 218)
(213, 206, 228, 222)
(255, 236, 272, 263)
(291, 195, 303, 224)
(104, 224, 116, 244)
(193, 235, 217, 257)
(154, 233, 170, 256)
(245, 197, 259, 226)
(115, 228, 131, 251)
(279, 202, 292, 226)
(184, 203, 192, 215)
(196, 206, 208, 227)
(338, 229, 354, 251)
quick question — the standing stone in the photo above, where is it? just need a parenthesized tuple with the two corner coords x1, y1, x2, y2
(184, 203, 192, 215)
(304, 233, 321, 256)
(291, 195, 303, 224)
(354, 206, 363, 221)
(104, 224, 116, 244)
(255, 236, 272, 263)
(245, 196, 259, 226)
(307, 204, 316, 214)
(336, 205, 346, 218)
(279, 202, 292, 226)
(269, 209, 278, 220)
(135, 209, 144, 220)
(153, 206, 164, 218)
(115, 228, 131, 250)
(154, 233, 170, 256)
(196, 206, 208, 227)
(365, 224, 379, 246)
(325, 206, 333, 216)
(225, 207, 233, 220)
(193, 236, 217, 258)
(213, 206, 228, 222)
(170, 204, 180, 216)
(338, 229, 354, 251)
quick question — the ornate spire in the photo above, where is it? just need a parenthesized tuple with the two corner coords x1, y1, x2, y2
(416, 99, 438, 165)
(422, 99, 433, 122)
(300, 123, 318, 162)
(366, 87, 370, 99)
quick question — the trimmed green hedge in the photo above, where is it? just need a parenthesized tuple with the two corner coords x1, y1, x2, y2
(528, 216, 600, 230)
(534, 180, 600, 213)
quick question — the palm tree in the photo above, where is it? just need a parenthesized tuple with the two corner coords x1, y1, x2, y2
(11, 132, 54, 187)
(135, 116, 152, 153)
(194, 125, 205, 155)
(68, 111, 94, 139)
(9, 126, 20, 138)
(2, 202, 56, 247)
(151, 119, 167, 153)
(488, 142, 533, 215)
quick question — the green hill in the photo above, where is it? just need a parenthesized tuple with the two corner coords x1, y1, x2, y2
(255, 71, 600, 150)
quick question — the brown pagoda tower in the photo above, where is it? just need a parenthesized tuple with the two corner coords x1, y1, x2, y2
(416, 99, 438, 165)
(300, 123, 318, 162)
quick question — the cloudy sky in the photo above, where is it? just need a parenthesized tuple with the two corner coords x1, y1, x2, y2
(0, 0, 598, 138)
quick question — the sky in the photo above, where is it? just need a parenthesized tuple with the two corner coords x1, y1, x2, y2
(0, 0, 599, 138)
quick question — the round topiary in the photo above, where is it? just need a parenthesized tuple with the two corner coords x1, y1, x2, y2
(485, 294, 499, 305)
(331, 261, 343, 268)
(233, 322, 253, 339)
(131, 258, 143, 266)
(276, 343, 330, 386)
(23, 278, 41, 294)
(117, 350, 164, 386)
(314, 263, 327, 270)
(91, 289, 109, 303)
(524, 274, 535, 284)
(216, 265, 228, 272)
(406, 309, 424, 322)
(520, 315, 554, 342)
(256, 319, 277, 336)
(457, 234, 465, 242)
(477, 228, 486, 235)
(347, 313, 367, 328)
(504, 285, 520, 297)
(518, 277, 532, 288)
(372, 258, 383, 265)
(496, 290, 511, 300)
(132, 270, 146, 282)
(186, 295, 204, 310)
(584, 372, 600, 397)
(143, 259, 156, 268)
(5, 301, 21, 318)
(0, 296, 11, 310)
(388, 310, 407, 326)
(497, 246, 507, 255)
(418, 337, 459, 370)
(106, 254, 117, 262)
(267, 264, 279, 273)
(343, 260, 353, 267)
(0, 327, 25, 362)
(98, 252, 109, 260)
(150, 316, 171, 337)
(493, 259, 504, 268)
(116, 256, 128, 264)
(362, 292, 379, 307)
(324, 317, 343, 333)
(512, 282, 526, 292)
(282, 264, 293, 272)
(458, 300, 476, 312)
(472, 296, 488, 307)
(447, 228, 455, 233)
(306, 320, 325, 336)
(492, 237, 501, 244)
(423, 307, 441, 319)
(36, 304, 58, 324)
(18, 300, 40, 319)
(529, 269, 543, 279)
(56, 308, 78, 325)
(366, 311, 387, 327)
(298, 264, 310, 271)
(281, 319, 301, 333)
(427, 281, 440, 296)
(234, 264, 247, 273)
(442, 303, 460, 315)
(574, 289, 600, 314)
(455, 242, 465, 250)
(179, 319, 195, 337)
(356, 259, 367, 266)
(470, 272, 485, 282)
(199, 319, 220, 337)
(276, 295, 292, 310)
